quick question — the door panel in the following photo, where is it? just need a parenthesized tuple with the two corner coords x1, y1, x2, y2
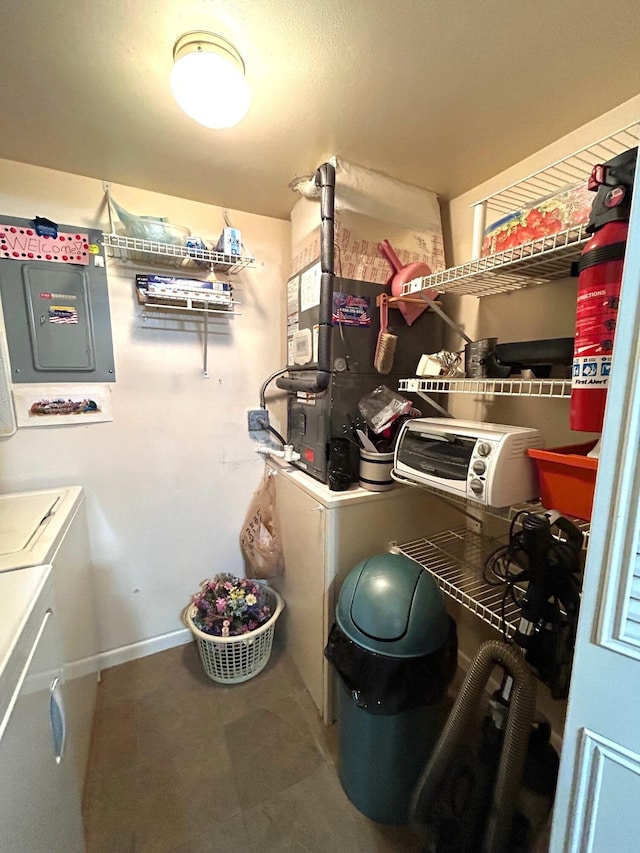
(550, 145, 640, 850)
(567, 731, 640, 853)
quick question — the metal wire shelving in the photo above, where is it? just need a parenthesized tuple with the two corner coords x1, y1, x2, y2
(402, 225, 587, 297)
(102, 232, 256, 274)
(392, 121, 621, 639)
(476, 121, 640, 219)
(395, 528, 522, 637)
(399, 376, 572, 399)
(399, 119, 640, 299)
(395, 508, 589, 638)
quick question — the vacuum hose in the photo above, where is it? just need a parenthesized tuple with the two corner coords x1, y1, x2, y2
(410, 640, 536, 853)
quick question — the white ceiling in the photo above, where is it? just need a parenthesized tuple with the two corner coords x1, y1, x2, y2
(2, 0, 640, 221)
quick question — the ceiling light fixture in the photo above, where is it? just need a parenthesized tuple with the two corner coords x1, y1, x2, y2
(170, 31, 250, 130)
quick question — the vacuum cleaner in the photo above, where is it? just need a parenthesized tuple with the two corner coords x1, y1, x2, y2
(411, 510, 583, 853)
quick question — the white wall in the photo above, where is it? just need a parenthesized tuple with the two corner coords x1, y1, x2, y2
(0, 160, 290, 665)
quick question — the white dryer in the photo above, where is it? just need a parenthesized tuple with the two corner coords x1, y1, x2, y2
(0, 485, 99, 793)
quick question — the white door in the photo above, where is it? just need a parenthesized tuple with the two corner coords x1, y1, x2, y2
(550, 151, 640, 851)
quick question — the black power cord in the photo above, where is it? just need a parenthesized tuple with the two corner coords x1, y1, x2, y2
(482, 510, 583, 699)
(259, 367, 288, 446)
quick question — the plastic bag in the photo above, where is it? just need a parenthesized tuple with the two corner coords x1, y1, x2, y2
(239, 470, 284, 578)
(358, 385, 412, 434)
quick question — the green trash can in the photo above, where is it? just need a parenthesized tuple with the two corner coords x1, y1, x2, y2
(325, 552, 457, 825)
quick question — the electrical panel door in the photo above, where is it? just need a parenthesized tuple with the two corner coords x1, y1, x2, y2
(0, 217, 115, 383)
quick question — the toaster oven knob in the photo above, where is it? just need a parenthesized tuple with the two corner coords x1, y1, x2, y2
(472, 460, 486, 475)
(470, 478, 484, 495)
(477, 442, 492, 457)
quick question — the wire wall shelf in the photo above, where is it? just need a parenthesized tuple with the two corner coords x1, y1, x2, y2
(102, 233, 256, 274)
(400, 224, 587, 298)
(396, 516, 585, 638)
(477, 120, 640, 218)
(140, 302, 241, 319)
(395, 528, 521, 637)
(399, 120, 640, 299)
(399, 376, 572, 399)
(136, 285, 240, 318)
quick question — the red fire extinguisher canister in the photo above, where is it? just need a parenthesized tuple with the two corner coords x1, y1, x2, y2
(570, 149, 637, 433)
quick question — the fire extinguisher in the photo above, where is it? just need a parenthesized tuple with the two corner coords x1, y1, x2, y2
(570, 147, 637, 432)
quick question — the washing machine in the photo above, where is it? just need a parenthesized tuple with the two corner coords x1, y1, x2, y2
(0, 564, 86, 852)
(0, 485, 99, 795)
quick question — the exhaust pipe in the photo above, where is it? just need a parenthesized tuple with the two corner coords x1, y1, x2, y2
(276, 162, 335, 393)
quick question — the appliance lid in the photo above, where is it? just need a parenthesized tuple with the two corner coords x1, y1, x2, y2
(0, 493, 61, 556)
(0, 487, 83, 572)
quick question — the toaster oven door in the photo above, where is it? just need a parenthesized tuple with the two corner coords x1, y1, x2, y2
(397, 429, 476, 481)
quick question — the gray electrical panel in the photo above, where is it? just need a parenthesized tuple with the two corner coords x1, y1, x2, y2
(0, 217, 115, 382)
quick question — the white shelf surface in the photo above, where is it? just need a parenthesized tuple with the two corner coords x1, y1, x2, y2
(400, 119, 640, 299)
(396, 527, 522, 636)
(140, 302, 241, 319)
(102, 232, 256, 274)
(399, 376, 572, 399)
(478, 120, 640, 217)
(396, 510, 589, 638)
(401, 224, 587, 298)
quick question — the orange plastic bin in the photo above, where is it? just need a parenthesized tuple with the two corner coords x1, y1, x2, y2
(527, 442, 598, 522)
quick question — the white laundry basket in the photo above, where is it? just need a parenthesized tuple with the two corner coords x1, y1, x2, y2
(185, 585, 284, 684)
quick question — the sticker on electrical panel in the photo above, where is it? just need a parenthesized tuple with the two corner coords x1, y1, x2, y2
(49, 305, 78, 324)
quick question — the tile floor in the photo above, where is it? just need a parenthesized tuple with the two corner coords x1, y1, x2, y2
(83, 638, 424, 852)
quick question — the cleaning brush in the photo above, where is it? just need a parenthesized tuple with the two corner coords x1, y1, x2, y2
(374, 294, 398, 374)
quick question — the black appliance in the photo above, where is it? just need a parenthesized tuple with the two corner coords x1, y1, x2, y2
(277, 163, 445, 485)
(283, 267, 444, 484)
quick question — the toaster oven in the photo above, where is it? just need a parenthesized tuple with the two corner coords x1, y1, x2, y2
(393, 418, 543, 508)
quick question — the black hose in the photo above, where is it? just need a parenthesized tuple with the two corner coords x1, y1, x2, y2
(410, 640, 536, 853)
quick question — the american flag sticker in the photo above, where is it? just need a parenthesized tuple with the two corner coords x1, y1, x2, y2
(49, 305, 79, 324)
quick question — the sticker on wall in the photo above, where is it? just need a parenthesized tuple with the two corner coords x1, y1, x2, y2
(13, 383, 113, 428)
(0, 224, 91, 265)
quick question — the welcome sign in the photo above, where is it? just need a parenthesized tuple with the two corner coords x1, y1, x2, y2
(0, 224, 90, 265)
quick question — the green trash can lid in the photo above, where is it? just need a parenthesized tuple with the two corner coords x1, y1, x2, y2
(336, 553, 449, 658)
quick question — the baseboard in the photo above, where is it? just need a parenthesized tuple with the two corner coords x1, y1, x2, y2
(96, 627, 193, 672)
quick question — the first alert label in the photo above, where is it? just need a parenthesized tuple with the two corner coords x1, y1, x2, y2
(571, 355, 612, 388)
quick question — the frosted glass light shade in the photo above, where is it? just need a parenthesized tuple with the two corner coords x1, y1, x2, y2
(170, 32, 250, 129)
